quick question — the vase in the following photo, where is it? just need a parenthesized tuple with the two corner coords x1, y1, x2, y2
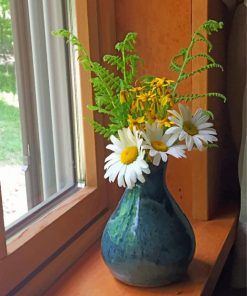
(101, 162, 196, 287)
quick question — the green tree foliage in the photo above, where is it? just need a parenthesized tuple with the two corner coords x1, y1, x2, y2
(0, 0, 16, 94)
(0, 0, 13, 58)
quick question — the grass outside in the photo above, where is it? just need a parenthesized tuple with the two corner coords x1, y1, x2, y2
(0, 97, 22, 165)
(0, 62, 22, 165)
(0, 64, 16, 94)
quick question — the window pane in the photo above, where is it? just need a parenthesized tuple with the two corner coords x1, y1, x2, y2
(0, 0, 28, 227)
(27, 0, 75, 200)
(0, 0, 83, 232)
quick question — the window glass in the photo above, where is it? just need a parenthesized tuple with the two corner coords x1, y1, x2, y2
(0, 0, 27, 227)
(0, 0, 84, 232)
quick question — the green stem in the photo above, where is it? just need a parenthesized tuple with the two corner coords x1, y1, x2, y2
(172, 36, 195, 97)
(121, 49, 127, 86)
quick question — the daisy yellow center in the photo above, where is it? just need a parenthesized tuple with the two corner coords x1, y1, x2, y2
(183, 121, 198, 136)
(120, 146, 138, 165)
(151, 140, 168, 152)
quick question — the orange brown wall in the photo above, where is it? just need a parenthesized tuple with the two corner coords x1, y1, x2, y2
(115, 0, 193, 217)
(98, 0, 234, 220)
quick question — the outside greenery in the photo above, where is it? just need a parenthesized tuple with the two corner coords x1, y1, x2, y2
(0, 0, 22, 164)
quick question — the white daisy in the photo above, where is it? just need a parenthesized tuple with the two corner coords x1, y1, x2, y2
(165, 104, 218, 151)
(104, 127, 150, 189)
(142, 122, 186, 166)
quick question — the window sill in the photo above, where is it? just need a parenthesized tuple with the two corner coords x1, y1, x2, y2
(0, 185, 109, 296)
(44, 203, 238, 296)
(7, 186, 97, 253)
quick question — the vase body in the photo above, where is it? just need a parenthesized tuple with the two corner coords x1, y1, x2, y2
(101, 163, 195, 287)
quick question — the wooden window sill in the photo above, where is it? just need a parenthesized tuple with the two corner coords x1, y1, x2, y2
(44, 204, 238, 296)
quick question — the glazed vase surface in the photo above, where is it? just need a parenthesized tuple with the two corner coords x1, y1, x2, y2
(101, 162, 195, 287)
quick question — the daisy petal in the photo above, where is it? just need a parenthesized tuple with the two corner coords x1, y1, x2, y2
(186, 135, 194, 151)
(153, 154, 161, 166)
(193, 136, 204, 151)
(106, 144, 122, 153)
(166, 133, 180, 146)
(160, 152, 168, 162)
(197, 122, 214, 129)
(165, 126, 180, 135)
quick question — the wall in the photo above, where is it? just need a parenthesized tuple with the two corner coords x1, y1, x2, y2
(114, 0, 236, 219)
(115, 0, 193, 217)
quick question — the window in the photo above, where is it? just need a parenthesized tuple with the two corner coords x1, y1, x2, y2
(1, 0, 79, 234)
(0, 0, 113, 294)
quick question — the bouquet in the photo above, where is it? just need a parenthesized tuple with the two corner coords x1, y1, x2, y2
(55, 20, 226, 189)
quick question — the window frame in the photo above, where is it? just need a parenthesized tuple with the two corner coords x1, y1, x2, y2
(0, 0, 116, 294)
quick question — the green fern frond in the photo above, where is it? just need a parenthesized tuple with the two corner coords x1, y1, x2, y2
(194, 32, 213, 51)
(85, 118, 109, 137)
(115, 32, 137, 52)
(202, 20, 224, 34)
(169, 20, 225, 99)
(169, 54, 183, 72)
(204, 143, 219, 148)
(54, 29, 120, 109)
(103, 54, 123, 71)
(53, 30, 87, 56)
(88, 119, 122, 139)
(186, 53, 215, 64)
(87, 105, 114, 115)
(125, 54, 142, 84)
(202, 110, 214, 119)
(175, 92, 226, 103)
(178, 63, 223, 82)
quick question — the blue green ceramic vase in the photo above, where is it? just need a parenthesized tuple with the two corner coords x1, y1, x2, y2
(101, 162, 195, 287)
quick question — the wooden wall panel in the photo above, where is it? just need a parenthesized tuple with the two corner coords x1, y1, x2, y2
(115, 0, 229, 220)
(191, 0, 209, 220)
(207, 0, 239, 218)
(191, 0, 231, 219)
(115, 0, 193, 217)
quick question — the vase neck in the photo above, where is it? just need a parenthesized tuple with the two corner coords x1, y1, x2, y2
(134, 162, 168, 204)
(148, 162, 167, 182)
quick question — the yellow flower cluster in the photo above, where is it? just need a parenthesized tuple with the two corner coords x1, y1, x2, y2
(121, 77, 175, 130)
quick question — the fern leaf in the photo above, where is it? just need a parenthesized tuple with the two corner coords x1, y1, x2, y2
(103, 54, 123, 71)
(88, 119, 111, 138)
(53, 30, 87, 56)
(115, 32, 137, 52)
(125, 54, 142, 84)
(194, 32, 213, 51)
(169, 54, 183, 72)
(178, 63, 223, 82)
(202, 20, 224, 34)
(179, 48, 187, 57)
(202, 110, 214, 119)
(87, 105, 114, 115)
(91, 63, 121, 96)
(175, 92, 226, 103)
(187, 53, 215, 64)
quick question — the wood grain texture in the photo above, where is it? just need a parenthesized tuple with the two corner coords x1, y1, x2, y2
(114, 0, 230, 221)
(44, 205, 238, 296)
(191, 0, 209, 220)
(191, 0, 229, 220)
(0, 188, 7, 259)
(0, 187, 107, 296)
(13, 211, 110, 296)
(115, 0, 193, 218)
(75, 0, 100, 188)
